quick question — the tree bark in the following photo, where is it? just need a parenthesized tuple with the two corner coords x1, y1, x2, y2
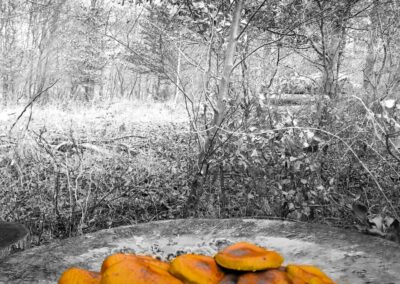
(363, 0, 379, 105)
(316, 1, 352, 99)
(200, 0, 244, 173)
(173, 34, 182, 106)
(185, 0, 244, 216)
(213, 0, 244, 126)
(321, 22, 343, 99)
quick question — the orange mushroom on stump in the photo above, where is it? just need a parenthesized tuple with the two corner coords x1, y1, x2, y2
(101, 258, 182, 284)
(237, 269, 292, 284)
(218, 274, 239, 284)
(169, 254, 225, 284)
(58, 267, 101, 284)
(101, 253, 170, 274)
(286, 264, 335, 284)
(215, 242, 284, 271)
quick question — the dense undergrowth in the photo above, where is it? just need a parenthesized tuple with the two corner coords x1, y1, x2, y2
(1, 97, 400, 248)
(184, 96, 400, 229)
(0, 101, 195, 246)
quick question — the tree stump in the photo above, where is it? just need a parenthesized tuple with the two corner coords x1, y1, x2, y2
(0, 218, 399, 283)
(0, 221, 29, 259)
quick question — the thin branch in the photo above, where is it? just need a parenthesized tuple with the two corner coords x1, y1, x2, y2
(236, 0, 268, 41)
(385, 133, 400, 163)
(232, 37, 283, 71)
(9, 79, 59, 132)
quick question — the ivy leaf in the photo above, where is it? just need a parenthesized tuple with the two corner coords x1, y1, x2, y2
(305, 129, 315, 139)
(368, 215, 384, 231)
(381, 99, 396, 109)
(293, 161, 302, 171)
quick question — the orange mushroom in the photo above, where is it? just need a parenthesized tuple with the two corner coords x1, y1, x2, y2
(58, 242, 337, 284)
(218, 274, 239, 284)
(169, 254, 225, 284)
(286, 265, 335, 284)
(137, 255, 171, 271)
(215, 242, 284, 271)
(101, 258, 182, 284)
(101, 253, 136, 273)
(101, 253, 169, 274)
(58, 267, 101, 284)
(238, 269, 293, 284)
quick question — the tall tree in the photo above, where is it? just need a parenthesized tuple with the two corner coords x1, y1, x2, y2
(290, 0, 361, 98)
(64, 0, 109, 101)
(184, 0, 245, 212)
(0, 0, 22, 104)
(362, 0, 400, 106)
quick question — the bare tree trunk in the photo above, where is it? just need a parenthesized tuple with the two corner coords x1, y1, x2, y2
(201, 0, 244, 167)
(155, 75, 161, 100)
(316, 1, 351, 99)
(320, 23, 344, 99)
(213, 0, 243, 126)
(116, 66, 125, 97)
(146, 75, 152, 100)
(184, 0, 244, 216)
(0, 2, 18, 105)
(174, 34, 182, 106)
(240, 33, 250, 124)
(137, 74, 142, 100)
(84, 80, 94, 102)
(363, 0, 379, 104)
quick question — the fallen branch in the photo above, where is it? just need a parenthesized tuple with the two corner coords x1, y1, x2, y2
(54, 142, 113, 156)
(84, 134, 147, 144)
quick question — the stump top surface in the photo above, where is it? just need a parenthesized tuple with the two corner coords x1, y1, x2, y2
(0, 218, 399, 283)
(0, 222, 29, 249)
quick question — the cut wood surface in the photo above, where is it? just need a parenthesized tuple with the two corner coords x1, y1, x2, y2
(0, 218, 399, 283)
(0, 222, 29, 259)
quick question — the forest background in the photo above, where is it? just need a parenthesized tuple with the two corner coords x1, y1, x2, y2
(1, 0, 400, 247)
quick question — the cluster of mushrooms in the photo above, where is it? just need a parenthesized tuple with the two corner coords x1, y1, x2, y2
(58, 241, 335, 284)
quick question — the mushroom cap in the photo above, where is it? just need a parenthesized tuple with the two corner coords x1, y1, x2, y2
(101, 253, 136, 274)
(215, 242, 284, 271)
(101, 253, 169, 274)
(169, 254, 225, 284)
(136, 255, 171, 271)
(237, 269, 292, 284)
(58, 267, 101, 284)
(101, 259, 182, 284)
(286, 265, 335, 284)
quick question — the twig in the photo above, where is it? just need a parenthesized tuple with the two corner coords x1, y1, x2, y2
(385, 133, 400, 163)
(9, 80, 59, 132)
(236, 0, 268, 41)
